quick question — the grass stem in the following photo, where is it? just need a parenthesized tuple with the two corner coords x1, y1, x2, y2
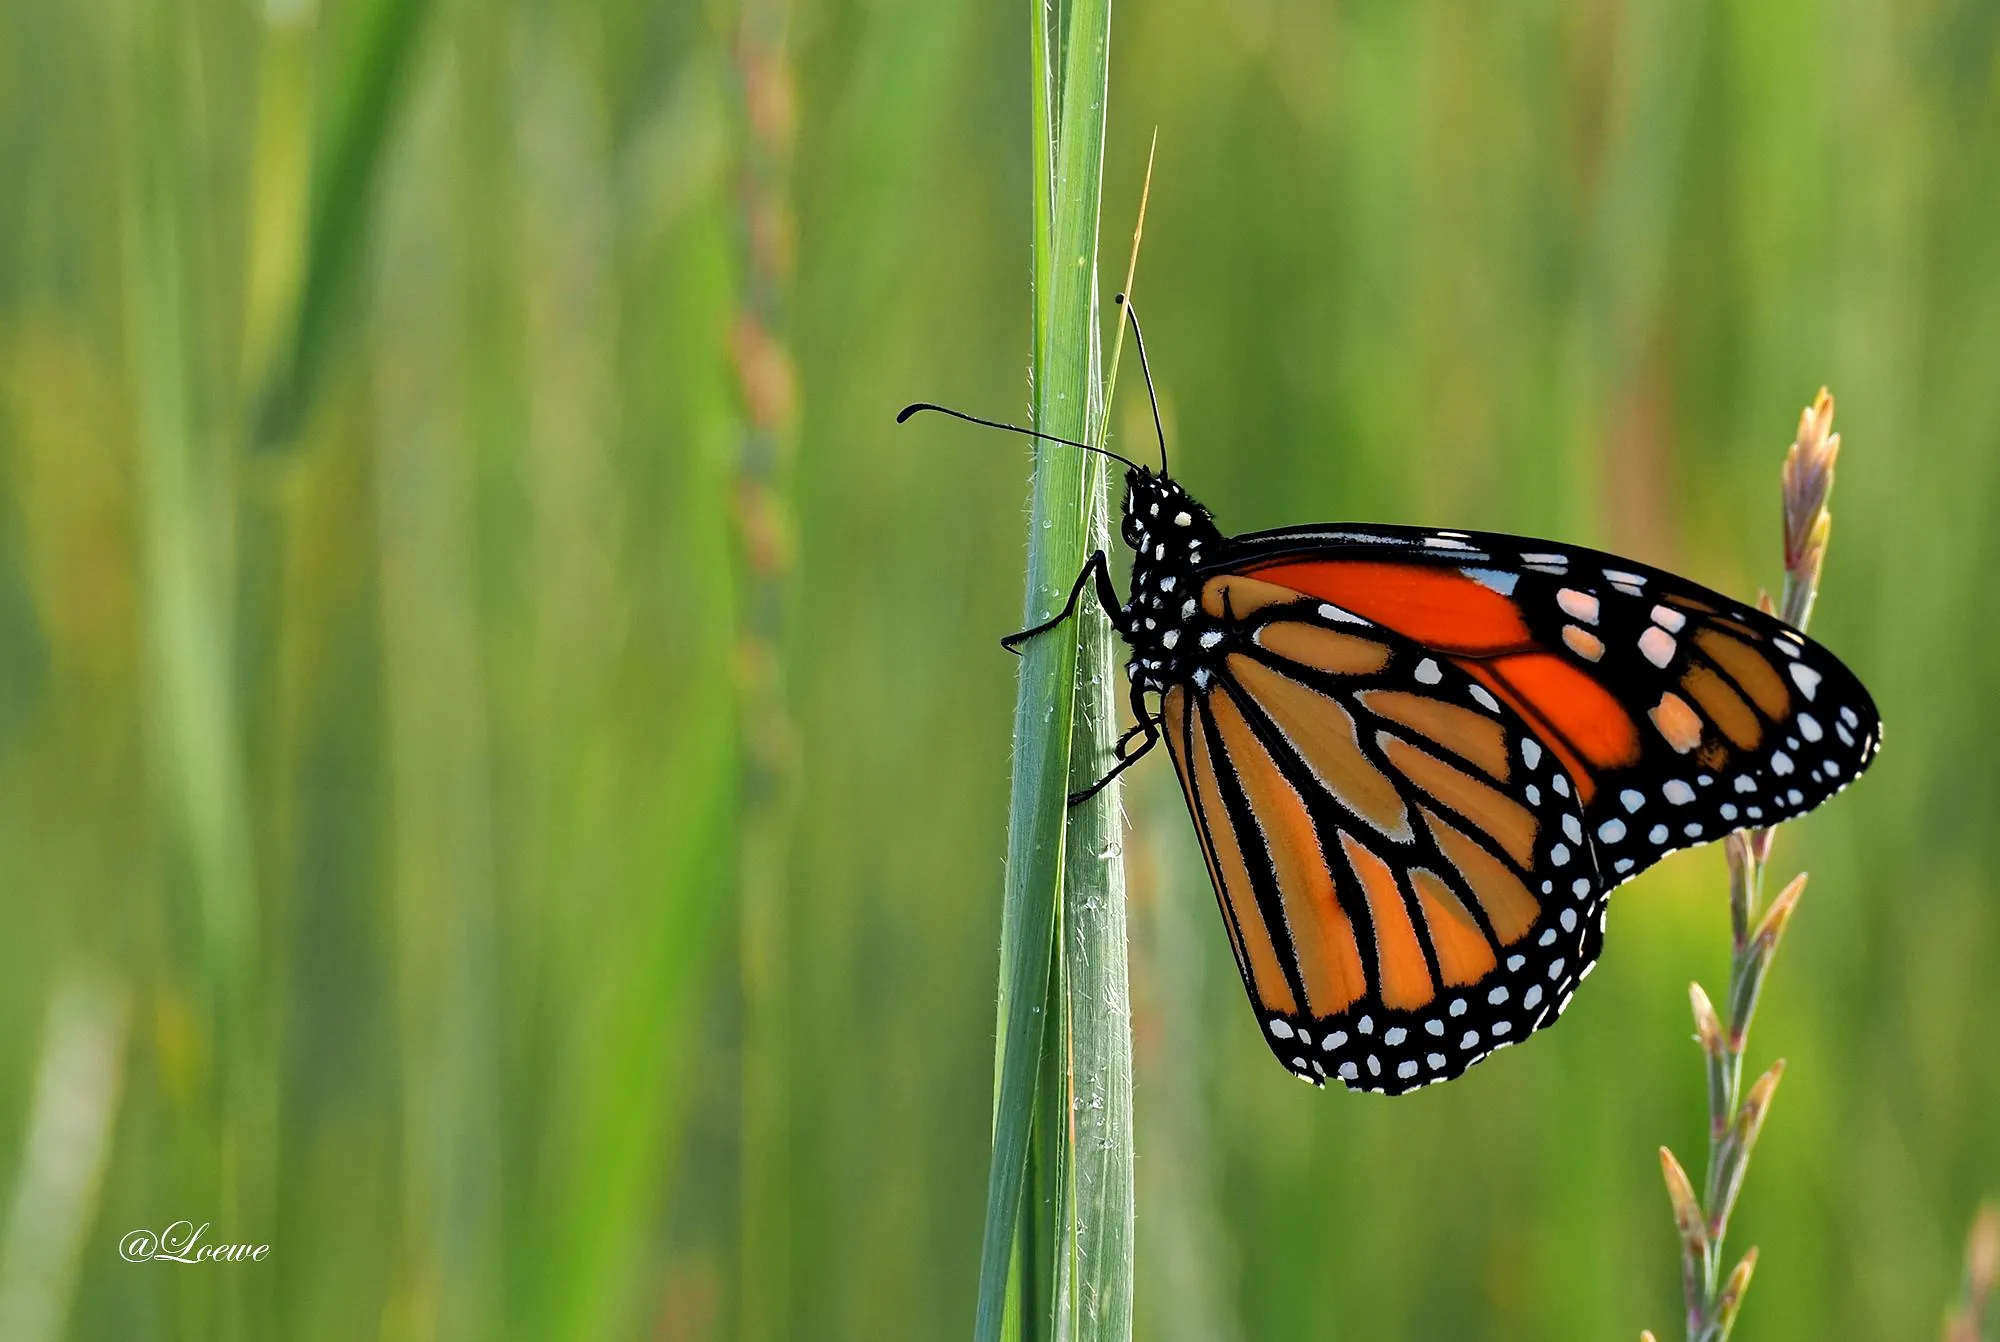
(1656, 390, 1845, 1342)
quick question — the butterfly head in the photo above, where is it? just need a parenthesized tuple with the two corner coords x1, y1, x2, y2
(1120, 469, 1219, 556)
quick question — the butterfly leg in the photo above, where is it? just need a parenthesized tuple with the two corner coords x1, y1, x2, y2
(1066, 684, 1160, 806)
(1001, 550, 1125, 653)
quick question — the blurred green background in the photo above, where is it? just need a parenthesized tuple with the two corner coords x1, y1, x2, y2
(2, 0, 1997, 1338)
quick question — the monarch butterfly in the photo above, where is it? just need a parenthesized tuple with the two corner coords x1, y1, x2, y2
(900, 298, 1880, 1095)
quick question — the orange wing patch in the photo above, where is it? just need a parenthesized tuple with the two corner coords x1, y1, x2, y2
(1229, 655, 1411, 841)
(1694, 629, 1790, 719)
(1244, 560, 1533, 652)
(1252, 622, 1393, 676)
(1648, 692, 1704, 754)
(1164, 688, 1250, 982)
(1339, 832, 1433, 1011)
(1355, 689, 1511, 781)
(1201, 574, 1307, 620)
(1410, 869, 1499, 987)
(1377, 733, 1538, 868)
(1454, 652, 1643, 803)
(1184, 696, 1298, 1015)
(1211, 690, 1367, 1016)
(1420, 808, 1540, 945)
(1681, 664, 1762, 750)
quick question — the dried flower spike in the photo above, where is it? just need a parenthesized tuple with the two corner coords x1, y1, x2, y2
(1713, 1247, 1759, 1334)
(1781, 389, 1839, 628)
(1689, 983, 1724, 1057)
(1782, 390, 1838, 575)
(1660, 1146, 1708, 1258)
(1754, 874, 1807, 952)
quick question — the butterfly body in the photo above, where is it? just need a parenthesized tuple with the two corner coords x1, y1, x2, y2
(1092, 468, 1880, 1095)
(1117, 472, 1224, 691)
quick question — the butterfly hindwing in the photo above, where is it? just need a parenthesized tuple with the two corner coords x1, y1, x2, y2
(1161, 578, 1611, 1094)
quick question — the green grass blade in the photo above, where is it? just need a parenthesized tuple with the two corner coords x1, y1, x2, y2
(1062, 469, 1136, 1340)
(252, 0, 435, 450)
(975, 0, 1121, 1337)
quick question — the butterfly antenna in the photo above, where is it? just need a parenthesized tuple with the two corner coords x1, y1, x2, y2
(1114, 294, 1169, 476)
(895, 402, 1145, 473)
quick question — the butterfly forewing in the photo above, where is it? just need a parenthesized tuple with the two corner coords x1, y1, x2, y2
(1221, 524, 1882, 882)
(1161, 582, 1610, 1093)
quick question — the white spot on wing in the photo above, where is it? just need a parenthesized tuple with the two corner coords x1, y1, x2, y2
(1664, 779, 1695, 805)
(1415, 658, 1443, 685)
(1522, 739, 1543, 770)
(1650, 605, 1686, 633)
(1469, 685, 1500, 712)
(1789, 662, 1822, 699)
(1639, 626, 1678, 668)
(1317, 602, 1368, 625)
(1557, 588, 1601, 624)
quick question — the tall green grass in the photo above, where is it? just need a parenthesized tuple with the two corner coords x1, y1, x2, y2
(974, 0, 1132, 1337)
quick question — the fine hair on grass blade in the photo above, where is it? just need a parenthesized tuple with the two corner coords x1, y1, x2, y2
(972, 0, 1139, 1335)
(1651, 390, 1849, 1342)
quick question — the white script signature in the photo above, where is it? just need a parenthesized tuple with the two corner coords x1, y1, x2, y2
(119, 1222, 271, 1264)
